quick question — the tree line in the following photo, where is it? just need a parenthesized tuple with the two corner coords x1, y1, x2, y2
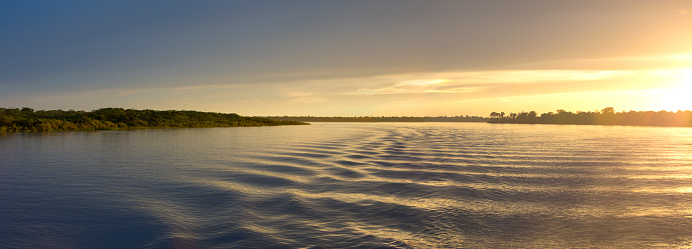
(0, 107, 306, 132)
(489, 107, 692, 127)
(263, 115, 488, 122)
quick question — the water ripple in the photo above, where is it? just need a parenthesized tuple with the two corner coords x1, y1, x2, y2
(2, 123, 692, 248)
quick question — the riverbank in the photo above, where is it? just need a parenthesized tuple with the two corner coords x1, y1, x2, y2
(0, 107, 307, 132)
(487, 108, 692, 127)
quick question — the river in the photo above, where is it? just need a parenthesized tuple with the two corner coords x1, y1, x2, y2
(1, 122, 691, 248)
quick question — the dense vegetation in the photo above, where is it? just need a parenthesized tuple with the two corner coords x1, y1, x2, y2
(0, 107, 306, 132)
(489, 107, 692, 127)
(264, 115, 488, 122)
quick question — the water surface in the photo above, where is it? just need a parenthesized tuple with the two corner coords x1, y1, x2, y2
(1, 123, 691, 248)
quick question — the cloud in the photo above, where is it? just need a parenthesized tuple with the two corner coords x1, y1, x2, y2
(449, 70, 629, 83)
(280, 92, 328, 104)
(347, 70, 630, 95)
(670, 7, 691, 14)
(513, 53, 692, 71)
(353, 79, 448, 95)
(289, 97, 328, 104)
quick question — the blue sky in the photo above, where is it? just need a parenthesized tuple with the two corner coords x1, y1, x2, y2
(2, 1, 691, 116)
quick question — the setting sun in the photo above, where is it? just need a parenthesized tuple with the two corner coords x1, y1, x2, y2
(656, 69, 692, 111)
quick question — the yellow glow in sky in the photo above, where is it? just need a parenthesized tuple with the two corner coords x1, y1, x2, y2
(655, 69, 692, 111)
(2, 1, 691, 116)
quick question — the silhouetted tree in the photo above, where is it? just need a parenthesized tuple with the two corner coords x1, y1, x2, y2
(601, 107, 615, 115)
(487, 107, 692, 127)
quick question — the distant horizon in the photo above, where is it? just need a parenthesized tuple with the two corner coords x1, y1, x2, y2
(4, 106, 692, 119)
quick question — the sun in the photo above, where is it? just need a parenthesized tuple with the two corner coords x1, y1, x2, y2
(657, 69, 692, 111)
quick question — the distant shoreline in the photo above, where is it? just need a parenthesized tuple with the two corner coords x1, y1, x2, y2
(263, 108, 692, 128)
(262, 116, 488, 123)
(487, 108, 692, 128)
(5, 107, 691, 132)
(0, 108, 307, 132)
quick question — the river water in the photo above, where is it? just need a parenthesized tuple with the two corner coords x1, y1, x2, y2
(1, 122, 691, 248)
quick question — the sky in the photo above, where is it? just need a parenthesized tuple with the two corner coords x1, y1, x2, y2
(1, 0, 691, 117)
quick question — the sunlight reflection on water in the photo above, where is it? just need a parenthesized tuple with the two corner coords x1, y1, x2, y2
(1, 123, 691, 248)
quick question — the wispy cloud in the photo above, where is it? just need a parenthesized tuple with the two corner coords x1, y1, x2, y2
(575, 54, 692, 63)
(289, 97, 328, 104)
(281, 92, 328, 104)
(354, 79, 449, 95)
(670, 7, 691, 15)
(347, 70, 630, 95)
(514, 53, 692, 71)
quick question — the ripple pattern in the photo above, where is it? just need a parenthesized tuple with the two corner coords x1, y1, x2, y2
(1, 123, 691, 248)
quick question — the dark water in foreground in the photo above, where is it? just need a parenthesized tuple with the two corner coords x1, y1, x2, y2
(1, 123, 691, 248)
